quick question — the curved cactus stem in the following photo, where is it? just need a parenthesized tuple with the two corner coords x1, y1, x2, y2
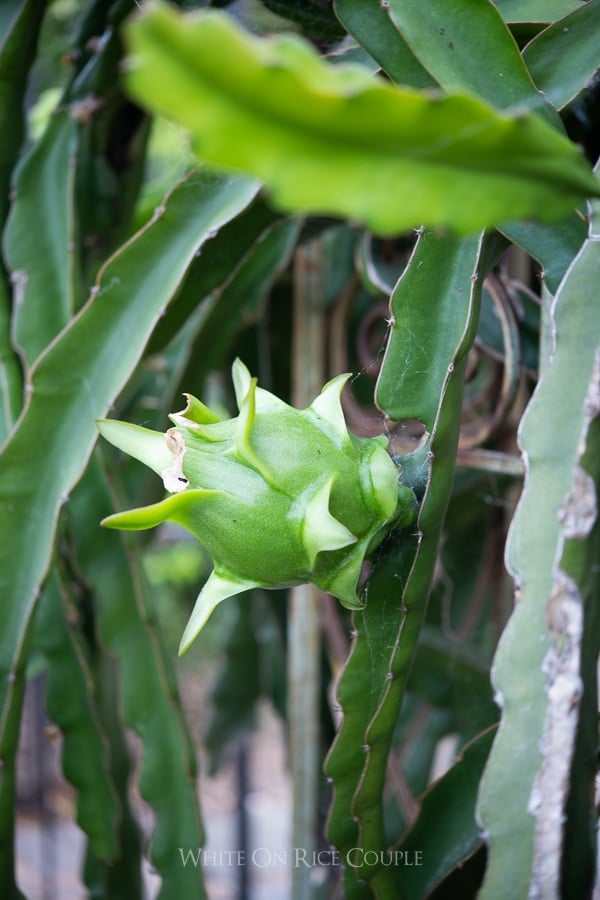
(325, 229, 490, 898)
(73, 454, 207, 896)
(123, 5, 599, 233)
(33, 573, 120, 862)
(477, 180, 600, 900)
(334, 0, 437, 88)
(6, 111, 79, 369)
(396, 725, 497, 898)
(0, 126, 258, 900)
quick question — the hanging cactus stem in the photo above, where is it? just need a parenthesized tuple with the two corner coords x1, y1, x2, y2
(97, 359, 416, 654)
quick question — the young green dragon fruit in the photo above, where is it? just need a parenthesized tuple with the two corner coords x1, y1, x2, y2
(98, 360, 414, 654)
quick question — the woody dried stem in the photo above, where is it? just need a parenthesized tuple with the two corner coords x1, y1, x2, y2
(288, 238, 326, 900)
